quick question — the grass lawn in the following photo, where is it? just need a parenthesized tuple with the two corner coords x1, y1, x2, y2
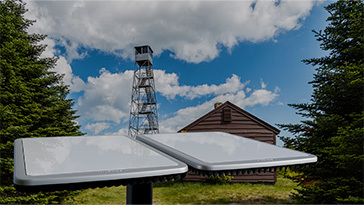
(64, 177, 299, 204)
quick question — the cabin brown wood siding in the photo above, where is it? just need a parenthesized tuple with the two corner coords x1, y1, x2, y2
(178, 101, 280, 183)
(184, 111, 276, 144)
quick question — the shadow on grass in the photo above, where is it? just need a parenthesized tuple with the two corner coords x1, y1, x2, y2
(67, 178, 298, 204)
(203, 195, 294, 204)
(153, 179, 297, 204)
(154, 180, 181, 187)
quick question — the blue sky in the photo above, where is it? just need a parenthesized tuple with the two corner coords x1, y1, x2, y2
(25, 0, 331, 145)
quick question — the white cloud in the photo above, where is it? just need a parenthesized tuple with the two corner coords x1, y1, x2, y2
(85, 122, 110, 135)
(53, 56, 86, 92)
(58, 39, 88, 63)
(242, 89, 278, 107)
(27, 2, 289, 134)
(76, 69, 133, 124)
(260, 78, 267, 89)
(36, 38, 280, 135)
(63, 65, 279, 134)
(112, 128, 129, 137)
(160, 87, 279, 132)
(40, 38, 85, 92)
(155, 71, 247, 100)
(25, 0, 319, 63)
(75, 69, 251, 125)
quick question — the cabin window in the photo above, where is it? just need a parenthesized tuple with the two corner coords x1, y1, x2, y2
(223, 108, 232, 122)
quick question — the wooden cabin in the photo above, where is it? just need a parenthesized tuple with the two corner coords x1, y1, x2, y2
(178, 101, 280, 183)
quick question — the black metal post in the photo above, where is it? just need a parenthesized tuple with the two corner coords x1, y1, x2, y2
(126, 182, 153, 204)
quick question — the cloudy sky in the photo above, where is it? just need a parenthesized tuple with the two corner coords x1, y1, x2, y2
(24, 0, 330, 144)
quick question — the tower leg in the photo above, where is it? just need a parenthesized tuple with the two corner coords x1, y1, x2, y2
(126, 182, 153, 204)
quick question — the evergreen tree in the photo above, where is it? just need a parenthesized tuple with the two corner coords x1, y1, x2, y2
(0, 0, 83, 203)
(279, 0, 364, 203)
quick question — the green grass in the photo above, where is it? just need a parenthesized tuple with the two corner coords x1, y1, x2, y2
(64, 177, 299, 204)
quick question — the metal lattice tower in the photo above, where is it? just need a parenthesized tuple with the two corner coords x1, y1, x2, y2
(128, 45, 159, 137)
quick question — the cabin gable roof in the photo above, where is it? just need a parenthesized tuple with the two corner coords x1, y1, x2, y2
(178, 101, 280, 135)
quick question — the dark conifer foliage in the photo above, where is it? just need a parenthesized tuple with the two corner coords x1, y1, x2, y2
(278, 0, 363, 203)
(1, 0, 83, 203)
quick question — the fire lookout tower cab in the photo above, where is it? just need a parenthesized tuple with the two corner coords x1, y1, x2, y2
(128, 45, 159, 137)
(135, 45, 153, 66)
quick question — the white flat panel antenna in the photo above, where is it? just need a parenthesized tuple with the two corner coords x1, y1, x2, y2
(137, 132, 317, 173)
(14, 135, 187, 190)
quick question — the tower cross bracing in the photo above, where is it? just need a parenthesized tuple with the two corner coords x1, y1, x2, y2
(128, 45, 159, 137)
